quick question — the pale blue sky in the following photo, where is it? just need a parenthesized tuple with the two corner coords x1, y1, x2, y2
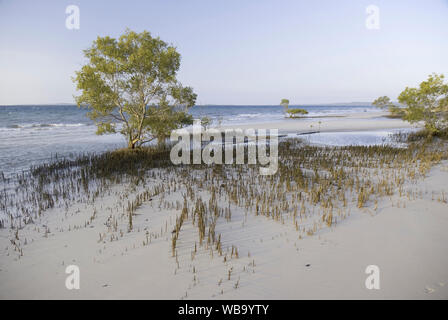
(1, 0, 447, 105)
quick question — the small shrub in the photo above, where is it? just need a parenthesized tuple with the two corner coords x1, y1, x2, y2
(286, 108, 309, 118)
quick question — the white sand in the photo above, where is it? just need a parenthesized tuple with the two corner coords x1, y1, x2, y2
(1, 114, 446, 300)
(219, 111, 419, 134)
(1, 160, 447, 299)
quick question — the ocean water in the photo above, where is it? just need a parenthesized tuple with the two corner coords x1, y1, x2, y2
(297, 129, 412, 147)
(191, 104, 379, 125)
(0, 104, 396, 177)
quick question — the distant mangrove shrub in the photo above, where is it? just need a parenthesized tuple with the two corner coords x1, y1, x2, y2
(372, 96, 405, 118)
(280, 99, 309, 118)
(373, 73, 448, 135)
(286, 108, 309, 118)
(280, 98, 290, 113)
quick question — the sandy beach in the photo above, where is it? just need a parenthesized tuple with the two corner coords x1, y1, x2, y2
(221, 111, 418, 134)
(1, 113, 447, 300)
(1, 164, 447, 299)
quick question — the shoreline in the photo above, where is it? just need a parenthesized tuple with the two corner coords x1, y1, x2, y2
(217, 112, 420, 134)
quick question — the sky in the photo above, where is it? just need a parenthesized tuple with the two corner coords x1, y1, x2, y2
(0, 0, 447, 105)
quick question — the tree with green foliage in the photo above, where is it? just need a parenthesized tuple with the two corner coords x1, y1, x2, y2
(144, 101, 194, 148)
(74, 29, 197, 149)
(372, 96, 405, 118)
(286, 108, 309, 118)
(280, 99, 290, 113)
(373, 73, 448, 134)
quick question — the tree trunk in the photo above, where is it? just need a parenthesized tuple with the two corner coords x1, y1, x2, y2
(157, 134, 167, 149)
